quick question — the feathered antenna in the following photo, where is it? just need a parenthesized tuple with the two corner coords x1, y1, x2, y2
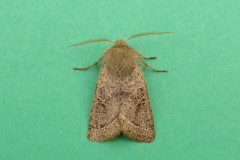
(65, 38, 114, 48)
(124, 32, 175, 41)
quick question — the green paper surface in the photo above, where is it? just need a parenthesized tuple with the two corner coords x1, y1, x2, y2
(1, 0, 240, 159)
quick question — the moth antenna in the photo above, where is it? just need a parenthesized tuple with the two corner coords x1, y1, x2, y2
(65, 39, 114, 48)
(124, 32, 175, 41)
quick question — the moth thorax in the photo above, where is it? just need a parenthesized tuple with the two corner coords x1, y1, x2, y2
(104, 47, 137, 78)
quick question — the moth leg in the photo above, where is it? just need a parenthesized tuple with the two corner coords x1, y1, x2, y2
(143, 56, 157, 60)
(74, 56, 103, 70)
(139, 53, 157, 60)
(142, 61, 168, 72)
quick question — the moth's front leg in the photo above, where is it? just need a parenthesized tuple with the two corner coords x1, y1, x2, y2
(74, 56, 103, 70)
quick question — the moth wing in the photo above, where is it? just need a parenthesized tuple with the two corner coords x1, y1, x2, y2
(87, 62, 155, 142)
(87, 64, 121, 141)
(119, 62, 155, 142)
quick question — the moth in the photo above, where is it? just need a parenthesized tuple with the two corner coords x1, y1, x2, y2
(67, 32, 173, 142)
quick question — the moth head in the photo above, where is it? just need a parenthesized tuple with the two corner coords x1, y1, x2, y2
(65, 32, 174, 48)
(113, 39, 127, 47)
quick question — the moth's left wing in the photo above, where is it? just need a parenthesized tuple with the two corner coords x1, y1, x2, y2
(87, 64, 121, 141)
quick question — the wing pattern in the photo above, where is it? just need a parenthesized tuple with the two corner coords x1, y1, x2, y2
(87, 62, 155, 142)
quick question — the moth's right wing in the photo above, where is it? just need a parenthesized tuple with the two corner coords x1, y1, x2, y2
(87, 64, 121, 141)
(119, 62, 155, 142)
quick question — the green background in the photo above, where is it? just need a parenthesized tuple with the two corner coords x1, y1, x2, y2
(1, 0, 240, 159)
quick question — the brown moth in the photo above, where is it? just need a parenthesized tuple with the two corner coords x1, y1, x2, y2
(67, 32, 174, 142)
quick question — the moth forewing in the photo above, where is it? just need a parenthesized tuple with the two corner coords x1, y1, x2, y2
(88, 62, 155, 142)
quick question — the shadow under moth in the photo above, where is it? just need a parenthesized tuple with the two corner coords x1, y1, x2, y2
(67, 32, 173, 142)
